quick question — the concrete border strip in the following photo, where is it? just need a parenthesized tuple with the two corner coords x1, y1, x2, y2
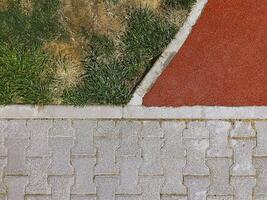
(2, 105, 267, 119)
(128, 0, 208, 106)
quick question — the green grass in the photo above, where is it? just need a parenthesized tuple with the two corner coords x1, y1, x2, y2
(0, 0, 195, 105)
(63, 9, 177, 105)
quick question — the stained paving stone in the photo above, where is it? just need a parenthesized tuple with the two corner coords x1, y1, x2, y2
(95, 176, 118, 200)
(4, 176, 28, 200)
(230, 139, 256, 176)
(5, 137, 29, 175)
(72, 120, 97, 156)
(184, 176, 210, 200)
(254, 121, 267, 157)
(207, 121, 232, 158)
(230, 121, 256, 138)
(71, 157, 96, 195)
(48, 137, 74, 175)
(207, 158, 233, 196)
(140, 177, 164, 200)
(140, 137, 164, 176)
(117, 156, 141, 195)
(26, 157, 51, 194)
(49, 176, 74, 200)
(27, 120, 51, 157)
(117, 121, 142, 157)
(230, 177, 256, 200)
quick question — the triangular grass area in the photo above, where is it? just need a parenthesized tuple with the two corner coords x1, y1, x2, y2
(0, 0, 195, 105)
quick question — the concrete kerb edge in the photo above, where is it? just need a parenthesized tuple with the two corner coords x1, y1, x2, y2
(2, 105, 267, 119)
(127, 0, 209, 106)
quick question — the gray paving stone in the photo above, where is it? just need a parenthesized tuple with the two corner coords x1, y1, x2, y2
(230, 139, 256, 176)
(140, 177, 164, 200)
(95, 176, 118, 200)
(71, 195, 96, 200)
(184, 176, 210, 200)
(48, 137, 74, 175)
(26, 157, 51, 194)
(49, 120, 75, 137)
(207, 158, 233, 196)
(230, 121, 256, 138)
(183, 139, 209, 176)
(72, 120, 97, 156)
(254, 121, 267, 156)
(161, 157, 186, 195)
(5, 137, 29, 175)
(49, 176, 74, 200)
(162, 121, 186, 158)
(95, 121, 119, 137)
(71, 157, 96, 195)
(140, 137, 164, 176)
(94, 137, 119, 175)
(183, 122, 209, 139)
(230, 177, 256, 200)
(207, 121, 232, 158)
(4, 176, 28, 200)
(117, 121, 141, 157)
(5, 120, 29, 138)
(0, 158, 6, 194)
(0, 121, 7, 156)
(254, 158, 267, 195)
(27, 120, 52, 157)
(254, 195, 267, 200)
(141, 121, 164, 138)
(0, 195, 6, 200)
(117, 156, 141, 194)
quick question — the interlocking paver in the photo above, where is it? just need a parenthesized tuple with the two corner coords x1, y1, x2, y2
(26, 196, 51, 200)
(230, 121, 256, 138)
(0, 158, 6, 194)
(230, 177, 256, 200)
(71, 157, 96, 195)
(140, 177, 164, 200)
(95, 121, 119, 137)
(207, 158, 233, 196)
(95, 176, 118, 200)
(140, 137, 164, 176)
(49, 176, 74, 200)
(48, 137, 74, 175)
(5, 137, 29, 175)
(117, 156, 141, 194)
(72, 120, 96, 156)
(141, 121, 164, 138)
(207, 196, 233, 200)
(26, 157, 51, 194)
(95, 137, 119, 175)
(49, 120, 74, 137)
(117, 121, 141, 157)
(4, 176, 28, 200)
(71, 195, 96, 200)
(207, 121, 232, 158)
(183, 122, 209, 176)
(5, 120, 29, 138)
(254, 157, 267, 195)
(254, 121, 267, 156)
(160, 196, 187, 200)
(184, 176, 210, 200)
(0, 121, 7, 156)
(230, 139, 256, 176)
(27, 120, 51, 157)
(116, 195, 141, 200)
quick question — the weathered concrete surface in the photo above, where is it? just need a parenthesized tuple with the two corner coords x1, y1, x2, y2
(0, 119, 266, 199)
(143, 0, 267, 106)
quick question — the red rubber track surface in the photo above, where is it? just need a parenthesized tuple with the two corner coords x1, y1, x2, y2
(143, 0, 267, 106)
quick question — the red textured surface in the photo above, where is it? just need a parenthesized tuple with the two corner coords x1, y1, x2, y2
(143, 0, 267, 106)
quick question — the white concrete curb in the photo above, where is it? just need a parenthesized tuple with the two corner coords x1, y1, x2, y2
(128, 0, 208, 106)
(2, 105, 267, 119)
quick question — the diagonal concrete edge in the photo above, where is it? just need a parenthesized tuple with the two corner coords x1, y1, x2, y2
(128, 0, 208, 106)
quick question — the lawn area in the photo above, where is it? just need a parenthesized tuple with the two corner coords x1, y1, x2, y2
(0, 0, 195, 105)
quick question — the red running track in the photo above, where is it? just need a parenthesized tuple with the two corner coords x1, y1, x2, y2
(143, 0, 267, 107)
